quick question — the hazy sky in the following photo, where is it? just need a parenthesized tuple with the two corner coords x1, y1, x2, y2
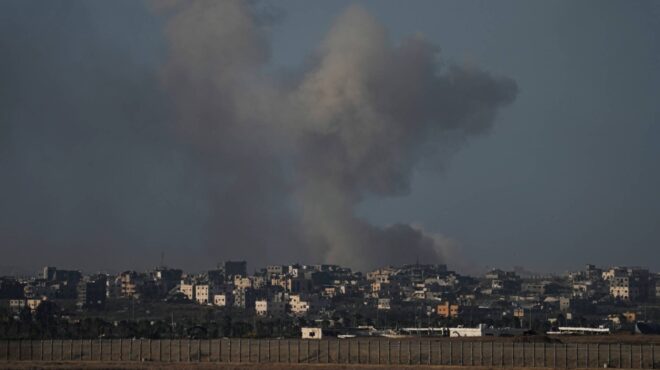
(1, 1, 659, 274)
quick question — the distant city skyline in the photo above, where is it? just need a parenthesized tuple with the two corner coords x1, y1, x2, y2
(1, 1, 659, 274)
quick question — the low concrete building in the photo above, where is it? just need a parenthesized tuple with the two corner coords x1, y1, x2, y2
(437, 302, 459, 318)
(377, 298, 391, 310)
(213, 293, 232, 307)
(301, 327, 322, 340)
(255, 300, 268, 316)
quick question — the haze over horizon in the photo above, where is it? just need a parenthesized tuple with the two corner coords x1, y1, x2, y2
(1, 0, 659, 275)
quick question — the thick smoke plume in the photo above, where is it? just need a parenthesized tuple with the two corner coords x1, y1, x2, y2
(0, 1, 515, 273)
(156, 2, 517, 271)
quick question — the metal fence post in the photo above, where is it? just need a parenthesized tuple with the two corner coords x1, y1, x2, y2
(491, 342, 494, 367)
(388, 340, 391, 364)
(543, 342, 546, 367)
(366, 341, 370, 364)
(641, 344, 644, 369)
(197, 339, 200, 362)
(139, 339, 142, 362)
(554, 343, 557, 369)
(514, 342, 517, 368)
(228, 339, 231, 363)
(398, 340, 402, 365)
(287, 340, 290, 363)
(533, 342, 536, 368)
(608, 343, 611, 366)
(460, 341, 464, 365)
(429, 340, 432, 365)
(586, 343, 589, 368)
(297, 339, 300, 363)
(247, 339, 251, 363)
(408, 340, 411, 365)
(449, 341, 452, 366)
(378, 340, 381, 365)
(471, 341, 474, 366)
(564, 344, 568, 369)
(187, 339, 191, 362)
(630, 344, 633, 369)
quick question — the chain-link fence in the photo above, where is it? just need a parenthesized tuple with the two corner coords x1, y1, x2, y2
(1, 339, 658, 368)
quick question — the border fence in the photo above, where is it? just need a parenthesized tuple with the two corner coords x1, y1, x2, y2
(1, 339, 658, 368)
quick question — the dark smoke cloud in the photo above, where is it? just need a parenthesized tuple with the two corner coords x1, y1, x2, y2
(156, 2, 517, 271)
(0, 1, 516, 273)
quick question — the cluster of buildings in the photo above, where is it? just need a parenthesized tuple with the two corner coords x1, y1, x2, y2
(2, 262, 659, 336)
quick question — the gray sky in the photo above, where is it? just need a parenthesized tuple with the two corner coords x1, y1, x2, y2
(1, 0, 659, 274)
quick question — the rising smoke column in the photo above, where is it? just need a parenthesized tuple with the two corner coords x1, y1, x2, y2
(156, 2, 517, 271)
(290, 5, 518, 270)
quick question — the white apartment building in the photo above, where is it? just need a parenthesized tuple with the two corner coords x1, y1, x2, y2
(289, 294, 310, 315)
(255, 300, 268, 316)
(213, 293, 231, 307)
(195, 284, 212, 304)
(179, 282, 195, 301)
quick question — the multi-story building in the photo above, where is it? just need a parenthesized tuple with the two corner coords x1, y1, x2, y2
(255, 300, 268, 316)
(0, 277, 24, 299)
(234, 276, 252, 289)
(224, 261, 247, 279)
(195, 284, 213, 304)
(609, 268, 652, 302)
(77, 275, 107, 309)
(119, 271, 143, 298)
(437, 301, 459, 318)
(377, 298, 391, 310)
(232, 288, 255, 309)
(289, 294, 310, 316)
(179, 282, 195, 301)
(213, 293, 232, 307)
